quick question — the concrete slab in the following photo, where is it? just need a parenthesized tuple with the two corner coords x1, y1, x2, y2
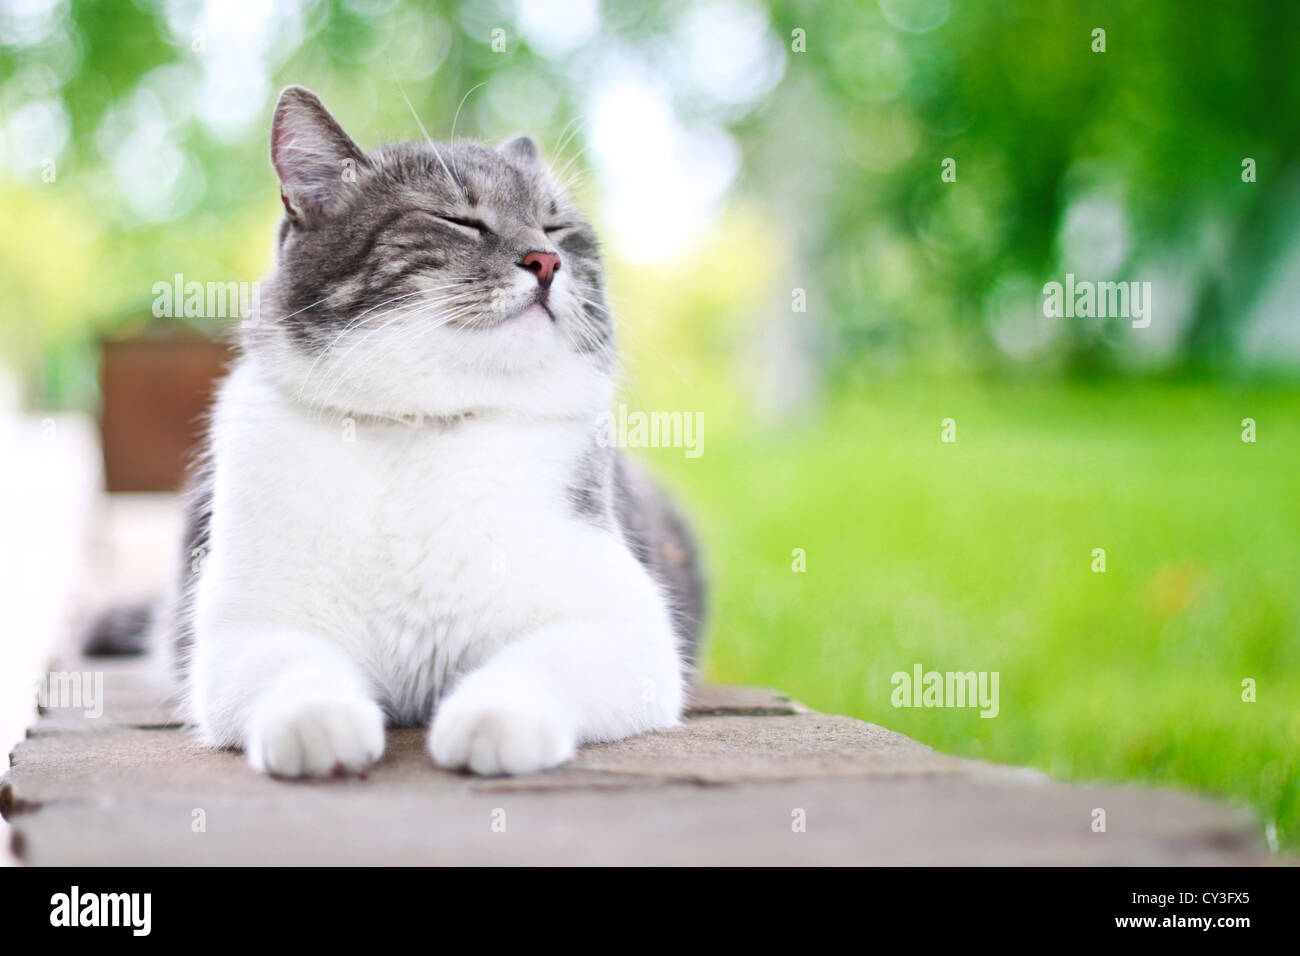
(0, 656, 1278, 866)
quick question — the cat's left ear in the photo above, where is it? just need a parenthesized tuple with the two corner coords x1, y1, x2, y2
(499, 134, 542, 169)
(271, 86, 370, 224)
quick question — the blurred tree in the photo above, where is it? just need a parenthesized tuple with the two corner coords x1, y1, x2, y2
(752, 0, 1300, 376)
(2, 0, 1298, 407)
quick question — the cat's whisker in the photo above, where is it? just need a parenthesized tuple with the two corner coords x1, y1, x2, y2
(552, 115, 587, 161)
(552, 168, 591, 198)
(552, 144, 591, 191)
(311, 307, 480, 420)
(570, 290, 691, 387)
(247, 293, 335, 329)
(393, 74, 456, 188)
(307, 289, 484, 393)
(300, 295, 474, 405)
(295, 286, 469, 402)
(450, 82, 487, 147)
(306, 294, 484, 410)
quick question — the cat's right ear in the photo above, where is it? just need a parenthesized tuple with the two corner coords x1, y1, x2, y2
(270, 86, 369, 225)
(499, 134, 542, 168)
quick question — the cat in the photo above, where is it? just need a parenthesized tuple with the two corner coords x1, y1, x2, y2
(89, 85, 704, 778)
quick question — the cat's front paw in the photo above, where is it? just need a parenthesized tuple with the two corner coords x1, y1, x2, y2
(429, 681, 576, 776)
(247, 693, 385, 778)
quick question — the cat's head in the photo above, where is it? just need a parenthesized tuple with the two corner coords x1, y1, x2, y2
(250, 85, 614, 422)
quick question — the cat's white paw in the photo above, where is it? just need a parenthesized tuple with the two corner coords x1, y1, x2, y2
(247, 693, 385, 778)
(429, 681, 576, 776)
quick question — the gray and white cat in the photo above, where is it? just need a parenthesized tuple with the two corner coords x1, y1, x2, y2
(98, 86, 704, 777)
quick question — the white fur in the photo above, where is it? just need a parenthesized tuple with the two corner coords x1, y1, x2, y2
(190, 275, 684, 777)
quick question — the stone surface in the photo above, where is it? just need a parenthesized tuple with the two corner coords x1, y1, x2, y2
(0, 655, 1280, 866)
(27, 657, 187, 735)
(0, 414, 107, 867)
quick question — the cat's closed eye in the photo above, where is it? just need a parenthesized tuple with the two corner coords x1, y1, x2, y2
(544, 223, 577, 236)
(437, 214, 492, 236)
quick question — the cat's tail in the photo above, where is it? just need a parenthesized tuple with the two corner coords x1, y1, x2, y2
(82, 601, 155, 656)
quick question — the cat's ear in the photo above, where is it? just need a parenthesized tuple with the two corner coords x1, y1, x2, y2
(499, 134, 542, 169)
(270, 86, 369, 224)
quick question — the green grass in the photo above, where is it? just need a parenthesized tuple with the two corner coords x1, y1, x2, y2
(651, 379, 1300, 851)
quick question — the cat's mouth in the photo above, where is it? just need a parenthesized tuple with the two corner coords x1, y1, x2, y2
(506, 296, 554, 324)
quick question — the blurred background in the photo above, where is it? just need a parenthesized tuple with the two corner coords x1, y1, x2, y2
(0, 0, 1297, 852)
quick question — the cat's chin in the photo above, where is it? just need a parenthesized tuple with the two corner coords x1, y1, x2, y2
(475, 302, 562, 345)
(505, 302, 553, 325)
(266, 343, 611, 426)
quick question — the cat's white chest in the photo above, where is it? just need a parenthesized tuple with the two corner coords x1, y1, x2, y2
(203, 361, 599, 723)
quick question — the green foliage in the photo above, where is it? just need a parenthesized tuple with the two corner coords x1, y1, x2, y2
(756, 0, 1300, 373)
(4, 0, 1299, 394)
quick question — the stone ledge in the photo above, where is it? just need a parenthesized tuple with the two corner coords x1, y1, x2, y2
(1, 656, 1280, 865)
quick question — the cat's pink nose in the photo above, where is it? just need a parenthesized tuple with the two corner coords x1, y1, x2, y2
(520, 250, 561, 287)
